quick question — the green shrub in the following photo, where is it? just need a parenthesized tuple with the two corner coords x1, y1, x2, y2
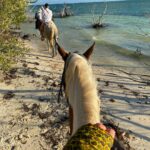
(0, 34, 29, 71)
(0, 0, 28, 72)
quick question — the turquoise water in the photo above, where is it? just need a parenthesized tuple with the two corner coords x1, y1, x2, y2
(26, 0, 150, 73)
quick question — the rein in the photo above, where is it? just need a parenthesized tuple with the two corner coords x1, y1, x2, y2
(58, 53, 72, 103)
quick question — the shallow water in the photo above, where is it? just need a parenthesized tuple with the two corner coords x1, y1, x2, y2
(23, 0, 150, 74)
(55, 14, 150, 74)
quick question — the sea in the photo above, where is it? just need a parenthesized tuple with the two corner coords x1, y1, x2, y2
(23, 0, 150, 74)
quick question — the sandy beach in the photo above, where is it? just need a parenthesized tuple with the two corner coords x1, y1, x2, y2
(0, 32, 150, 150)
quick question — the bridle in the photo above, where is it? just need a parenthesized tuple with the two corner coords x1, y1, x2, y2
(58, 53, 72, 103)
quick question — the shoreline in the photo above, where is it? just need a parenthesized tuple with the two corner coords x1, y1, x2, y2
(21, 20, 150, 76)
(0, 28, 149, 149)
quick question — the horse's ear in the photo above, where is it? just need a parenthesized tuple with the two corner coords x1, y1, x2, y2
(56, 42, 69, 61)
(83, 42, 95, 60)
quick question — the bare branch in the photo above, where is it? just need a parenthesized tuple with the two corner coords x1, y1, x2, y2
(91, 1, 108, 28)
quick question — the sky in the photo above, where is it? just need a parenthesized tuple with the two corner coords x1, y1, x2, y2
(32, 0, 125, 5)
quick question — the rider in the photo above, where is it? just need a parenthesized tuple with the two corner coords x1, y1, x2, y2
(38, 3, 53, 41)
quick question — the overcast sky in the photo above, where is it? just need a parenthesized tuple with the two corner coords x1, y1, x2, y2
(32, 0, 125, 5)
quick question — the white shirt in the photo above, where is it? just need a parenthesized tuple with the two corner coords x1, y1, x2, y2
(38, 7, 53, 23)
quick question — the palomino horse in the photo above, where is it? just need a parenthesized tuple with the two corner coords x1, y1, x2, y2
(36, 19, 58, 57)
(56, 42, 113, 148)
(57, 42, 124, 150)
(43, 21, 58, 57)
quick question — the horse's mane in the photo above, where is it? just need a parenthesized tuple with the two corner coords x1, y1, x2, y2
(65, 53, 100, 134)
(65, 53, 98, 99)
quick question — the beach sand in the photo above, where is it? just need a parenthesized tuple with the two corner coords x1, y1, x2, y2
(0, 34, 150, 150)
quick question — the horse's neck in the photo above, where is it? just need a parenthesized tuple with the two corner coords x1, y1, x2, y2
(65, 56, 100, 135)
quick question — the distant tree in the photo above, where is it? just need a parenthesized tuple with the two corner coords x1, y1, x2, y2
(60, 3, 74, 17)
(91, 2, 107, 28)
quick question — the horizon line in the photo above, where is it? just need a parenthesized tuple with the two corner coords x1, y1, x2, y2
(29, 0, 126, 5)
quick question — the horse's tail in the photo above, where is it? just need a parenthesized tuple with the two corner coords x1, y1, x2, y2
(49, 27, 55, 48)
(49, 21, 58, 49)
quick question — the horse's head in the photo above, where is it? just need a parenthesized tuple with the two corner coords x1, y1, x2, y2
(56, 41, 96, 102)
(56, 41, 96, 103)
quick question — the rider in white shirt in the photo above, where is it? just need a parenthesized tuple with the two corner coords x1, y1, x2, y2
(38, 3, 53, 41)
